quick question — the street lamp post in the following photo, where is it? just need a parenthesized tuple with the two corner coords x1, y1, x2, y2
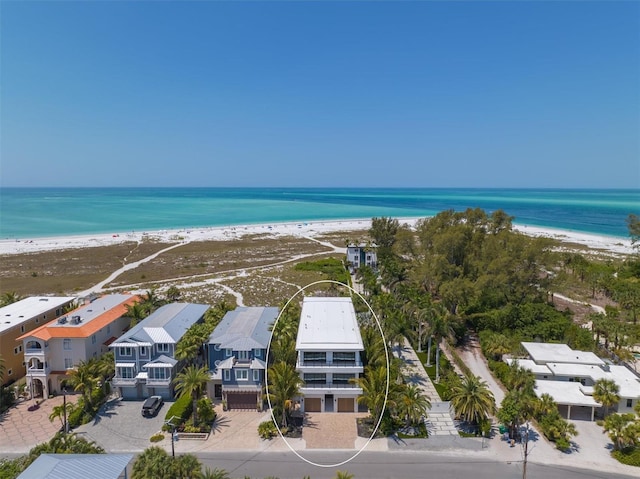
(63, 387, 68, 434)
(165, 416, 178, 457)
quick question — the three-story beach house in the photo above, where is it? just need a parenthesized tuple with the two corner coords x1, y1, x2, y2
(295, 296, 364, 413)
(111, 302, 209, 400)
(1, 296, 75, 388)
(346, 244, 377, 274)
(18, 294, 139, 398)
(207, 307, 277, 410)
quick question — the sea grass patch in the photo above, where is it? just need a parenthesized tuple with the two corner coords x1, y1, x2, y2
(107, 236, 330, 287)
(0, 241, 174, 296)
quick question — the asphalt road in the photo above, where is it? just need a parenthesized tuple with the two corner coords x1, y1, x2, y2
(195, 450, 638, 479)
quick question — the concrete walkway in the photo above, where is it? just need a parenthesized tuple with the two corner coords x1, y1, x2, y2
(396, 338, 459, 437)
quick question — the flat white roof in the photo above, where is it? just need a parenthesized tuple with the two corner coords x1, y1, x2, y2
(505, 358, 552, 376)
(522, 342, 604, 366)
(0, 296, 75, 334)
(534, 380, 601, 408)
(296, 297, 364, 352)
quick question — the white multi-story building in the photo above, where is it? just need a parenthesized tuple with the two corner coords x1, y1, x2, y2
(295, 296, 364, 413)
(507, 342, 640, 421)
(346, 244, 377, 274)
(18, 294, 139, 398)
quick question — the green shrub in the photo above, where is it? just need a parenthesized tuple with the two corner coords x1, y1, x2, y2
(163, 395, 193, 431)
(150, 433, 164, 443)
(258, 420, 278, 440)
(554, 437, 571, 451)
(612, 447, 640, 467)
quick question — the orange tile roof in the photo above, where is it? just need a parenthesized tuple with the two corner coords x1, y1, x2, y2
(17, 295, 141, 341)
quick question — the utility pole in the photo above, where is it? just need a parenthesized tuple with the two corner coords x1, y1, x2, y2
(521, 422, 532, 479)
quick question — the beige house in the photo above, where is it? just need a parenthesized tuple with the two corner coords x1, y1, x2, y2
(18, 294, 139, 398)
(0, 296, 75, 387)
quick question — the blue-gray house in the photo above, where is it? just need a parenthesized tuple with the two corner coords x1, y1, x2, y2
(207, 307, 277, 410)
(111, 302, 209, 400)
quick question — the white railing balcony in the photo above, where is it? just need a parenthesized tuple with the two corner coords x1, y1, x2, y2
(25, 348, 45, 355)
(112, 377, 138, 386)
(146, 378, 171, 386)
(27, 366, 48, 376)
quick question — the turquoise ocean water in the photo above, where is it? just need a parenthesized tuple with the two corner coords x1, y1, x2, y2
(0, 188, 638, 239)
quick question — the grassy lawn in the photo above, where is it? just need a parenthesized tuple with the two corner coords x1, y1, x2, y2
(415, 350, 451, 400)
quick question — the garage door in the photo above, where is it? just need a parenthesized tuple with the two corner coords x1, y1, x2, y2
(337, 398, 354, 412)
(227, 393, 256, 410)
(305, 397, 322, 412)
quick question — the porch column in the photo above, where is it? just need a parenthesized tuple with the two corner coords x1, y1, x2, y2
(591, 406, 595, 421)
(567, 404, 571, 420)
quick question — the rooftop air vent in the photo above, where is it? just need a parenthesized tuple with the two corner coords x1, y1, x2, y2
(58, 317, 67, 324)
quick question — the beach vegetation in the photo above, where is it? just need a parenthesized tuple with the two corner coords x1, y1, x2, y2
(173, 365, 210, 427)
(266, 361, 303, 429)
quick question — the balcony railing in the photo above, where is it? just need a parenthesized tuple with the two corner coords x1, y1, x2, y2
(302, 382, 361, 389)
(25, 348, 45, 355)
(146, 378, 171, 386)
(112, 377, 137, 386)
(297, 360, 363, 368)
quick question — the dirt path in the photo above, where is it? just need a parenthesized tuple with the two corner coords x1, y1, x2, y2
(455, 336, 505, 406)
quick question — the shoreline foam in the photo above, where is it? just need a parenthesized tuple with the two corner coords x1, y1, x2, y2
(0, 217, 634, 256)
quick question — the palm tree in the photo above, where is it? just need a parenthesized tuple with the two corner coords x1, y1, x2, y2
(49, 402, 77, 430)
(603, 413, 636, 450)
(593, 378, 620, 417)
(431, 312, 454, 382)
(396, 383, 431, 427)
(482, 333, 511, 361)
(165, 285, 182, 303)
(536, 393, 558, 417)
(172, 454, 202, 479)
(174, 365, 210, 427)
(353, 365, 393, 425)
(0, 291, 22, 307)
(141, 288, 163, 314)
(266, 361, 303, 428)
(449, 373, 496, 425)
(201, 468, 230, 479)
(66, 361, 98, 410)
(125, 302, 148, 328)
(132, 446, 173, 479)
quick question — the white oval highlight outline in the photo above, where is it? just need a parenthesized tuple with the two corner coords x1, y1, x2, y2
(265, 279, 390, 468)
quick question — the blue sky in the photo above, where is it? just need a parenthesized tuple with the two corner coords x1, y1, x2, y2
(1, 1, 638, 188)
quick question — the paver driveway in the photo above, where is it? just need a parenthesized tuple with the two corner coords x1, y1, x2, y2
(303, 413, 366, 449)
(74, 397, 171, 452)
(0, 395, 79, 454)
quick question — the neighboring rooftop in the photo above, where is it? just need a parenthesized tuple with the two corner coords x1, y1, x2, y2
(534, 380, 601, 408)
(17, 294, 139, 341)
(209, 306, 277, 350)
(296, 296, 363, 351)
(113, 302, 210, 346)
(522, 341, 605, 366)
(0, 296, 75, 334)
(16, 454, 133, 479)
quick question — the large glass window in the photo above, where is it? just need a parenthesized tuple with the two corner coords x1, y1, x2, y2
(333, 373, 355, 384)
(157, 344, 170, 353)
(118, 367, 134, 379)
(64, 358, 73, 369)
(333, 352, 355, 363)
(304, 373, 326, 384)
(303, 352, 326, 363)
(236, 369, 248, 381)
(63, 339, 71, 350)
(253, 370, 260, 382)
(237, 350, 249, 361)
(119, 347, 132, 356)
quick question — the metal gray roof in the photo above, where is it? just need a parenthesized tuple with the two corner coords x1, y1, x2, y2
(17, 454, 133, 479)
(209, 307, 278, 350)
(112, 303, 209, 345)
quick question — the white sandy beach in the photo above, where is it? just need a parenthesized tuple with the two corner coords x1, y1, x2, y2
(0, 217, 634, 256)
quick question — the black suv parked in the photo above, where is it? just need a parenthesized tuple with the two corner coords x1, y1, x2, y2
(141, 396, 164, 417)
